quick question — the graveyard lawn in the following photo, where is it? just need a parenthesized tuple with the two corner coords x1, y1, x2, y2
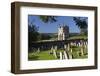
(28, 50, 58, 60)
(28, 46, 88, 60)
(71, 46, 88, 59)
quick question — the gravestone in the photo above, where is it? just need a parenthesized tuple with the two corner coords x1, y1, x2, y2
(78, 42, 81, 47)
(68, 48, 72, 59)
(70, 42, 74, 46)
(63, 51, 68, 59)
(70, 48, 73, 53)
(63, 55, 65, 59)
(80, 47, 84, 56)
(76, 43, 78, 46)
(53, 49, 57, 58)
(84, 44, 87, 49)
(67, 44, 70, 51)
(49, 47, 53, 55)
(55, 46, 57, 50)
(50, 46, 53, 52)
(60, 52, 63, 60)
(37, 48, 40, 53)
(64, 44, 67, 49)
(76, 51, 79, 57)
(86, 41, 88, 45)
(83, 43, 87, 54)
(82, 41, 84, 46)
(68, 53, 72, 59)
(83, 41, 86, 45)
(74, 42, 77, 46)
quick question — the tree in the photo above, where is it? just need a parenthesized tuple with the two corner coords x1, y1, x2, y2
(73, 17, 88, 35)
(39, 16, 57, 23)
(28, 23, 40, 50)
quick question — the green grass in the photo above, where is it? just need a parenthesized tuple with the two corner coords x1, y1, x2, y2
(71, 46, 88, 59)
(28, 50, 58, 60)
(28, 49, 65, 60)
(28, 46, 88, 60)
(68, 35, 87, 40)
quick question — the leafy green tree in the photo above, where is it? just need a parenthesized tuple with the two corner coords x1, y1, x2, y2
(28, 23, 40, 50)
(39, 16, 57, 23)
(73, 17, 88, 35)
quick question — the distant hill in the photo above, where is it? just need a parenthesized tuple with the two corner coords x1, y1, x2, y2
(40, 32, 80, 37)
(40, 33, 57, 35)
(69, 33, 80, 37)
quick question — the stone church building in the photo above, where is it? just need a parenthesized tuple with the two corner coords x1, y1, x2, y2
(58, 24, 69, 40)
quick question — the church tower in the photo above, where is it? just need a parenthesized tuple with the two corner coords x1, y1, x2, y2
(58, 24, 69, 40)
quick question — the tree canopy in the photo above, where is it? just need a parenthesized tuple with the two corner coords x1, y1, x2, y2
(73, 17, 88, 35)
(39, 16, 57, 23)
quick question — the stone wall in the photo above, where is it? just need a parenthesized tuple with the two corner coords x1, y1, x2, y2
(31, 39, 87, 51)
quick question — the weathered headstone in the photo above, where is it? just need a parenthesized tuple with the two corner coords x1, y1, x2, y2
(82, 41, 84, 46)
(78, 42, 81, 47)
(60, 52, 63, 60)
(70, 42, 74, 46)
(83, 43, 88, 54)
(86, 41, 88, 45)
(55, 46, 57, 50)
(80, 47, 84, 56)
(76, 51, 79, 57)
(76, 43, 79, 46)
(63, 51, 68, 59)
(37, 48, 40, 53)
(74, 42, 77, 46)
(68, 49, 72, 59)
(83, 41, 86, 45)
(63, 55, 65, 59)
(49, 47, 53, 55)
(70, 48, 73, 53)
(68, 53, 72, 59)
(84, 44, 87, 49)
(64, 44, 67, 49)
(67, 44, 70, 51)
(53, 49, 57, 58)
(51, 46, 53, 51)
